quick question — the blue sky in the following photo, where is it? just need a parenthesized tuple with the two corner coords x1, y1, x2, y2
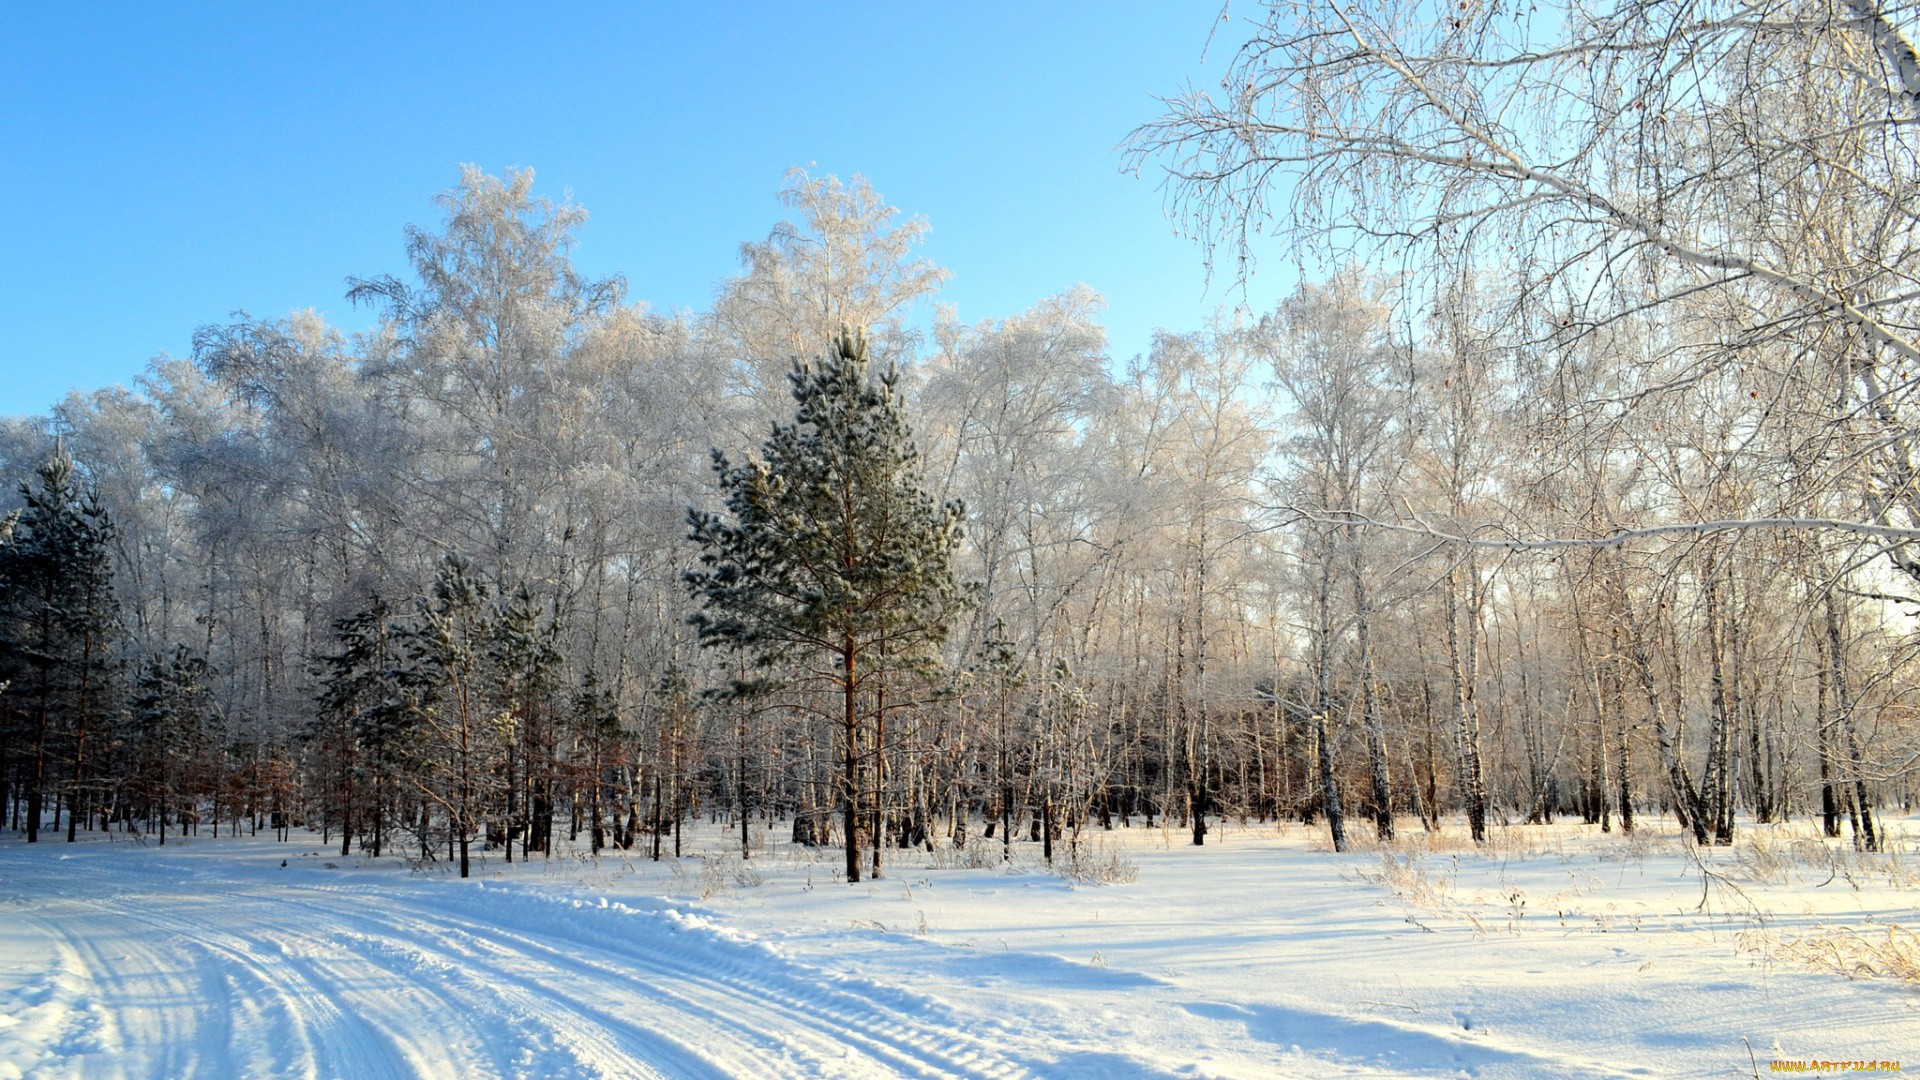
(0, 3, 1287, 417)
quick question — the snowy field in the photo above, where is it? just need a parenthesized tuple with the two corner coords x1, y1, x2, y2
(0, 816, 1913, 1079)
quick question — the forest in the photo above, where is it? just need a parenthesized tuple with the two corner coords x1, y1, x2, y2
(5, 0, 1920, 885)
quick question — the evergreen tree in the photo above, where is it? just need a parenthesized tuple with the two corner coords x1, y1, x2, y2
(127, 645, 210, 844)
(647, 663, 697, 862)
(569, 670, 623, 853)
(487, 584, 563, 860)
(687, 329, 967, 883)
(971, 617, 1024, 862)
(400, 552, 492, 877)
(312, 596, 411, 857)
(0, 443, 121, 843)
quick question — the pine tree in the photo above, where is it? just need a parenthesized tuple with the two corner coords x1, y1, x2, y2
(687, 329, 967, 883)
(127, 645, 210, 845)
(487, 584, 563, 860)
(971, 618, 1024, 862)
(648, 663, 697, 862)
(0, 443, 121, 843)
(312, 596, 411, 857)
(400, 552, 492, 877)
(569, 671, 622, 853)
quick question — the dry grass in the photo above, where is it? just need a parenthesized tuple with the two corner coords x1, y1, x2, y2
(1309, 816, 1696, 862)
(1056, 837, 1140, 886)
(1729, 824, 1919, 892)
(1326, 816, 1919, 893)
(669, 851, 766, 899)
(1350, 850, 1452, 907)
(920, 832, 1141, 885)
(923, 837, 1028, 871)
(1772, 922, 1920, 986)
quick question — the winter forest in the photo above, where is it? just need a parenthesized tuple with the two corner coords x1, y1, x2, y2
(7, 0, 1920, 896)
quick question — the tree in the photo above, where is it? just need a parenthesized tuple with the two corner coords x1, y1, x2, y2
(400, 552, 493, 878)
(487, 583, 564, 860)
(312, 595, 412, 857)
(1129, 0, 1920, 586)
(1259, 275, 1414, 847)
(687, 329, 967, 884)
(128, 645, 211, 844)
(709, 168, 948, 437)
(969, 618, 1026, 862)
(1129, 328, 1268, 846)
(917, 288, 1111, 665)
(0, 443, 121, 843)
(348, 166, 624, 588)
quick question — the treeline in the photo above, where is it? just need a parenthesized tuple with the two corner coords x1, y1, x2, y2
(1, 162, 1915, 879)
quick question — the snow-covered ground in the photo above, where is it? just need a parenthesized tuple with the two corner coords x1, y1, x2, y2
(1, 815, 1913, 1079)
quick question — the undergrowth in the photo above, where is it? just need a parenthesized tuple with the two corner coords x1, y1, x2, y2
(1340, 817, 1920, 990)
(1773, 922, 1920, 986)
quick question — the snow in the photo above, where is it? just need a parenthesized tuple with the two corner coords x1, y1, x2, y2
(1, 817, 1913, 1079)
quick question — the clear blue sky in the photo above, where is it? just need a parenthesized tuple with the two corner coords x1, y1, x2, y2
(0, 3, 1286, 418)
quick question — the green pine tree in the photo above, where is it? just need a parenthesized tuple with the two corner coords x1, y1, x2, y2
(972, 617, 1024, 862)
(0, 443, 121, 843)
(686, 329, 967, 883)
(400, 551, 492, 877)
(486, 583, 563, 860)
(128, 645, 210, 845)
(312, 595, 413, 857)
(570, 670, 623, 852)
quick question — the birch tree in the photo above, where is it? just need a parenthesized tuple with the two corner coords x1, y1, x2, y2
(1130, 0, 1920, 583)
(711, 169, 948, 436)
(1260, 275, 1414, 844)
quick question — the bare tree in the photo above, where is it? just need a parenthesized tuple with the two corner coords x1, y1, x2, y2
(1130, 0, 1920, 581)
(1260, 274, 1415, 844)
(710, 168, 948, 438)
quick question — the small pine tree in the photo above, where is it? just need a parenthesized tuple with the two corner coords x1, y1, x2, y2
(648, 663, 698, 862)
(972, 618, 1025, 860)
(312, 596, 412, 857)
(686, 329, 967, 883)
(570, 670, 623, 852)
(487, 584, 563, 860)
(127, 645, 209, 845)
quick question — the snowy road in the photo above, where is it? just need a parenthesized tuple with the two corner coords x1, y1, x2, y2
(0, 846, 1068, 1080)
(1, 824, 1914, 1079)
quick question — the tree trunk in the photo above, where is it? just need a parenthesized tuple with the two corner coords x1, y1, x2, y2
(1310, 540, 1347, 851)
(1824, 593, 1878, 851)
(1621, 588, 1701, 842)
(1445, 566, 1488, 843)
(1702, 566, 1734, 844)
(871, 660, 886, 879)
(1353, 581, 1393, 841)
(842, 639, 863, 884)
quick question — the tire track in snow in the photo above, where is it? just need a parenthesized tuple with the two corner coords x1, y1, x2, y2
(34, 891, 719, 1079)
(330, 889, 1031, 1080)
(4, 861, 1076, 1080)
(259, 882, 1039, 1080)
(34, 892, 421, 1080)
